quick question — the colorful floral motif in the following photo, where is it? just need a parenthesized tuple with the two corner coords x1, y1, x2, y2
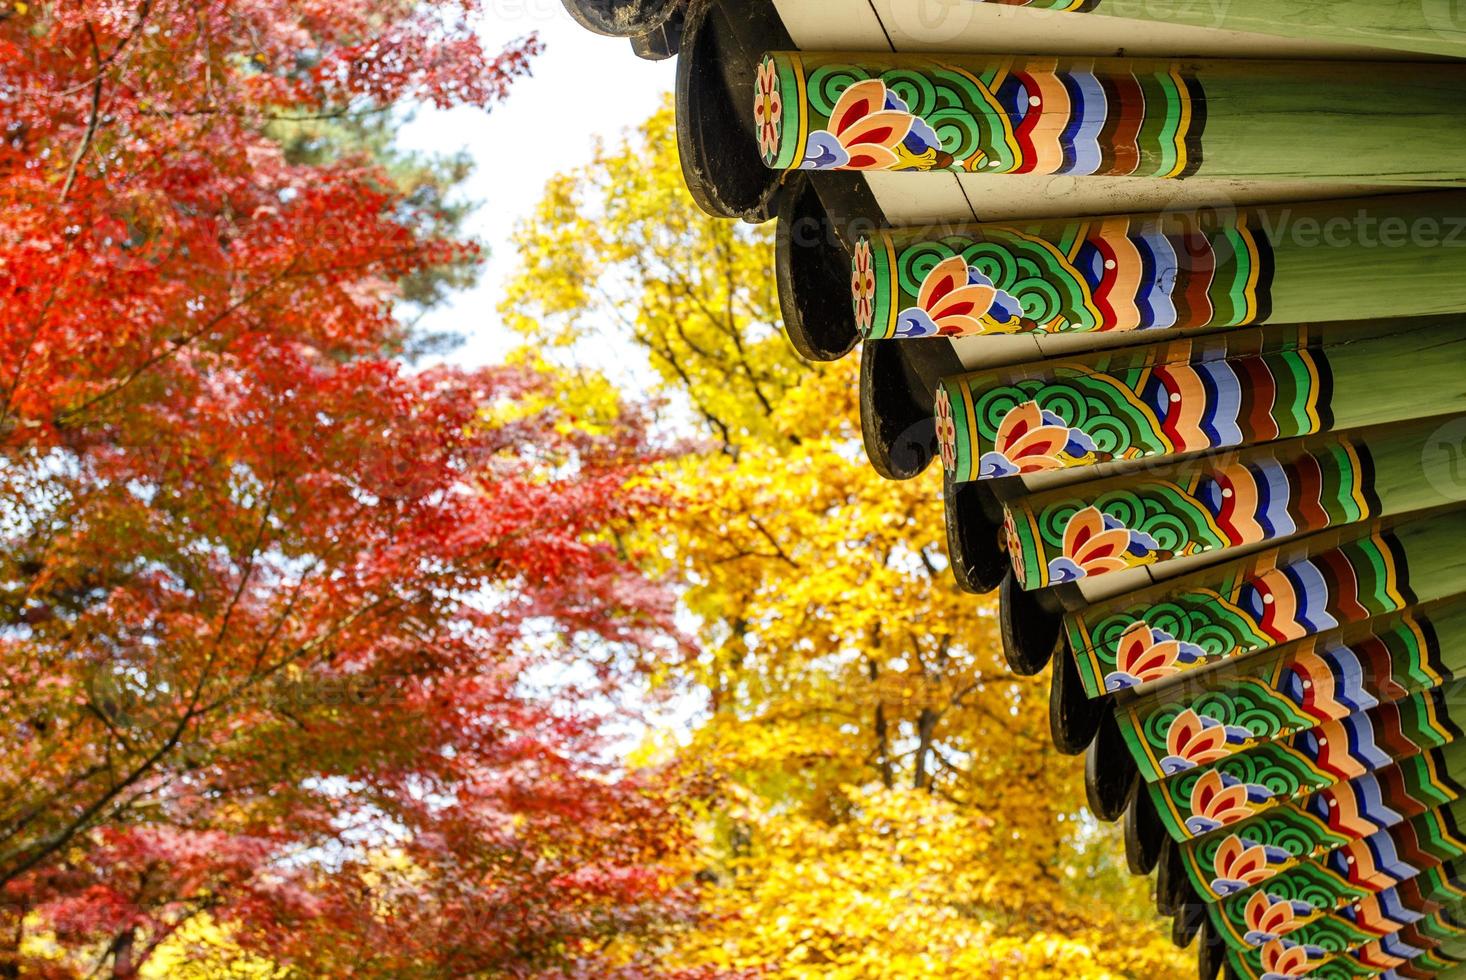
(1187, 769, 1273, 835)
(1002, 510, 1027, 587)
(1221, 874, 1466, 978)
(1156, 692, 1457, 853)
(798, 78, 945, 171)
(891, 255, 1023, 337)
(761, 53, 1201, 176)
(1259, 938, 1326, 979)
(754, 57, 784, 163)
(1123, 613, 1443, 784)
(1212, 833, 1290, 896)
(975, 400, 1102, 479)
(1104, 620, 1206, 692)
(939, 340, 1327, 484)
(1160, 708, 1250, 774)
(1181, 797, 1349, 888)
(862, 211, 1272, 340)
(1244, 892, 1313, 946)
(1184, 757, 1460, 886)
(1045, 505, 1163, 585)
(1069, 533, 1407, 700)
(934, 387, 958, 473)
(851, 238, 875, 333)
(1205, 811, 1466, 974)
(1007, 442, 1369, 589)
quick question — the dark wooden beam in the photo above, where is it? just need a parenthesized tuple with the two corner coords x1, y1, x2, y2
(1124, 778, 1164, 875)
(859, 336, 962, 479)
(998, 568, 1061, 674)
(774, 173, 865, 361)
(1086, 707, 1138, 820)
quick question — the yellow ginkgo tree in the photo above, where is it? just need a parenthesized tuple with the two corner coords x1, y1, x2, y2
(505, 101, 1189, 980)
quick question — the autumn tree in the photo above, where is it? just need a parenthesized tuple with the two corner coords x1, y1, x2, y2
(1, 4, 696, 977)
(506, 104, 1189, 978)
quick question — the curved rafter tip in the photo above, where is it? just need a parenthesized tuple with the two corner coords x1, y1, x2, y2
(558, 0, 679, 38)
(859, 339, 936, 481)
(774, 174, 860, 362)
(943, 478, 1010, 596)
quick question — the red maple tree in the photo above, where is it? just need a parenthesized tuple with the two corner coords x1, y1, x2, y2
(0, 3, 697, 975)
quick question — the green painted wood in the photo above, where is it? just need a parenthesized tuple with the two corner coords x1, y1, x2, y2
(758, 52, 1466, 182)
(967, 1, 1466, 59)
(1206, 812, 1466, 978)
(1119, 599, 1466, 783)
(1292, 866, 1466, 978)
(937, 316, 1466, 485)
(1204, 805, 1466, 976)
(1003, 418, 1460, 591)
(1349, 915, 1466, 979)
(1149, 684, 1460, 846)
(1423, 945, 1466, 980)
(1217, 860, 1466, 979)
(861, 192, 1466, 341)
(1066, 509, 1466, 699)
(1191, 803, 1466, 978)
(1177, 744, 1466, 894)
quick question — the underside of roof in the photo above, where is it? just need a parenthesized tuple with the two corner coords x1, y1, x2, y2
(561, 2, 1466, 977)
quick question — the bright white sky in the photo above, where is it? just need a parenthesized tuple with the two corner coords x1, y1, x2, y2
(401, 2, 676, 367)
(402, 8, 698, 743)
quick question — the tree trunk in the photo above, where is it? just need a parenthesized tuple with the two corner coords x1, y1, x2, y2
(869, 658, 894, 790)
(110, 927, 137, 980)
(913, 707, 939, 792)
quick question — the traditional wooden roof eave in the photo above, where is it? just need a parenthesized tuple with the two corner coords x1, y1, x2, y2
(561, 3, 1466, 978)
(624, 0, 1466, 483)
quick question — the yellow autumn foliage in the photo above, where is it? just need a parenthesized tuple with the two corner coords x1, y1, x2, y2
(678, 786, 1183, 980)
(506, 99, 1188, 979)
(140, 915, 284, 979)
